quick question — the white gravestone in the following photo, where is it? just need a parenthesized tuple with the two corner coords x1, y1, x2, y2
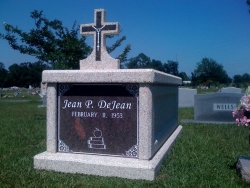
(178, 88, 197, 108)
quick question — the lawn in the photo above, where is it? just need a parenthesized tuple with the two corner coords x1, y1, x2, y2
(0, 90, 250, 187)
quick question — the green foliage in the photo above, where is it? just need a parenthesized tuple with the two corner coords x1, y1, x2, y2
(125, 53, 182, 77)
(0, 10, 131, 70)
(125, 53, 151, 69)
(117, 43, 131, 67)
(6, 61, 47, 87)
(192, 57, 231, 86)
(178, 71, 190, 81)
(104, 31, 131, 66)
(233, 73, 250, 88)
(163, 60, 179, 76)
(0, 62, 8, 87)
(0, 10, 131, 87)
(197, 87, 221, 94)
(0, 10, 92, 69)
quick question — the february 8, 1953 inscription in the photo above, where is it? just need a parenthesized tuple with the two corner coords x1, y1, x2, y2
(57, 84, 139, 158)
(61, 97, 132, 118)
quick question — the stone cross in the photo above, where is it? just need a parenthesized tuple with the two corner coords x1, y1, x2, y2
(80, 9, 120, 62)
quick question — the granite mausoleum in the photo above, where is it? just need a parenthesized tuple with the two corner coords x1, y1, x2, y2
(34, 9, 182, 180)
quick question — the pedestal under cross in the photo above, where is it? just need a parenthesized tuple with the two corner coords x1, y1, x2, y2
(80, 9, 120, 61)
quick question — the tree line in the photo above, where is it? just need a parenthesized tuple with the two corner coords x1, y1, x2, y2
(1, 10, 250, 88)
(1, 54, 250, 88)
(0, 61, 47, 88)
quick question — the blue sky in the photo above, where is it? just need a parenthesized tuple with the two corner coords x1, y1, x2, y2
(0, 0, 250, 77)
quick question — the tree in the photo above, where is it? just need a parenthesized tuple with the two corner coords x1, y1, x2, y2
(125, 53, 159, 69)
(125, 53, 165, 71)
(0, 62, 8, 87)
(191, 72, 198, 87)
(106, 34, 131, 67)
(163, 60, 179, 76)
(0, 10, 130, 70)
(125, 53, 151, 69)
(193, 57, 231, 86)
(6, 61, 47, 87)
(125, 54, 183, 77)
(233, 74, 242, 87)
(178, 72, 190, 81)
(233, 73, 250, 88)
(150, 59, 163, 71)
(242, 73, 250, 83)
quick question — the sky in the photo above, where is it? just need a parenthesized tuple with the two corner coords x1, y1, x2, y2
(0, 0, 250, 77)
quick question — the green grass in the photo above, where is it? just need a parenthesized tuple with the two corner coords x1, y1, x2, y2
(1, 91, 250, 187)
(197, 87, 220, 94)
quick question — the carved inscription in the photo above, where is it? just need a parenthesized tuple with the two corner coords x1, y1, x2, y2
(62, 99, 132, 111)
(58, 96, 138, 158)
(213, 103, 237, 111)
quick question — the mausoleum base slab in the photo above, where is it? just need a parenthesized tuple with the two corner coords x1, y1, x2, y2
(34, 125, 182, 181)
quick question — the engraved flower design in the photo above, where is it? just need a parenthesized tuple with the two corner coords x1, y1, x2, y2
(125, 145, 138, 157)
(58, 140, 70, 152)
(126, 85, 139, 97)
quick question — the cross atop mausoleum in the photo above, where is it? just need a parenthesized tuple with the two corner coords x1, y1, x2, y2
(80, 9, 120, 62)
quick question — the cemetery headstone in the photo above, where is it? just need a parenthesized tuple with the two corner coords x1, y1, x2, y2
(40, 82, 47, 94)
(194, 93, 244, 122)
(14, 91, 19, 97)
(38, 82, 47, 107)
(37, 94, 47, 108)
(220, 87, 243, 94)
(34, 9, 182, 181)
(181, 92, 244, 123)
(178, 88, 197, 108)
(42, 94, 46, 107)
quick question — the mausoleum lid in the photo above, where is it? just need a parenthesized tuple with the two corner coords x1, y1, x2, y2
(42, 69, 181, 85)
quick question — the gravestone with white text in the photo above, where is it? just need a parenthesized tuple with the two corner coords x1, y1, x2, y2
(194, 93, 244, 122)
(34, 9, 182, 181)
(181, 92, 244, 123)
